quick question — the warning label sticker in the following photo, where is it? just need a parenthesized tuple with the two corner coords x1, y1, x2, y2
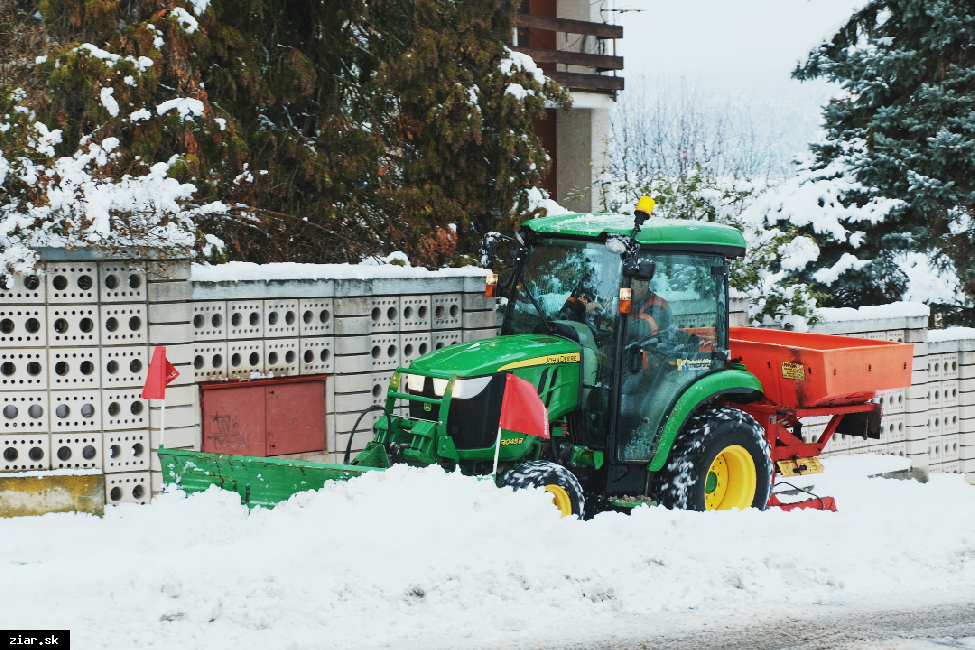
(781, 362, 806, 380)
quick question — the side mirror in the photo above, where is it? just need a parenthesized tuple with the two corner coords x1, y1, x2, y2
(622, 257, 655, 280)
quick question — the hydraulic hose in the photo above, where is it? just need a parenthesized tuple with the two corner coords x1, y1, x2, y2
(343, 405, 393, 465)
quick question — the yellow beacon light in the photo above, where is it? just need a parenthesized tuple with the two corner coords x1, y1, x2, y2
(635, 195, 655, 217)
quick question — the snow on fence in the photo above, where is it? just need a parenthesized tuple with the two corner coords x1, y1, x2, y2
(0, 252, 971, 514)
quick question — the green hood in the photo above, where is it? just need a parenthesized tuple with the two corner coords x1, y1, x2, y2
(407, 334, 579, 377)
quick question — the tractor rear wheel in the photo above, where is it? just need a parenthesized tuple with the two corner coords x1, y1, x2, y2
(651, 406, 772, 511)
(502, 461, 585, 519)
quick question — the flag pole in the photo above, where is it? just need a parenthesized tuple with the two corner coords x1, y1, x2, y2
(159, 397, 166, 449)
(491, 426, 503, 478)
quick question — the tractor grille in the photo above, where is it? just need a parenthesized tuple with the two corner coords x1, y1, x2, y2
(446, 374, 506, 450)
(406, 374, 506, 450)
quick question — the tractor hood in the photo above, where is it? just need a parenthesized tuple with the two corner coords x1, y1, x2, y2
(407, 334, 580, 377)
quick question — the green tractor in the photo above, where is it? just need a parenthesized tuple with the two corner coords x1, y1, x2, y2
(162, 199, 778, 516)
(349, 199, 772, 517)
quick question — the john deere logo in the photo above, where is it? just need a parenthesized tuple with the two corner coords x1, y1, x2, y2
(423, 403, 432, 412)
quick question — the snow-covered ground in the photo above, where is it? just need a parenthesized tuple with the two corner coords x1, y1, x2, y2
(2, 455, 974, 649)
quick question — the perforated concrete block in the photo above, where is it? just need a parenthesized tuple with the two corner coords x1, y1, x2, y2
(433, 330, 462, 350)
(0, 306, 46, 347)
(887, 442, 906, 457)
(193, 341, 228, 381)
(0, 434, 50, 472)
(463, 310, 497, 330)
(885, 329, 906, 343)
(400, 332, 432, 366)
(227, 340, 264, 379)
(103, 431, 150, 473)
(944, 433, 960, 461)
(101, 346, 149, 388)
(299, 299, 333, 336)
(928, 382, 944, 410)
(878, 389, 906, 415)
(148, 323, 193, 345)
(943, 407, 960, 434)
(298, 337, 334, 375)
(50, 390, 101, 432)
(101, 389, 148, 430)
(51, 433, 102, 470)
(0, 392, 48, 433)
(367, 297, 400, 333)
(265, 338, 299, 376)
(400, 296, 431, 332)
(105, 472, 150, 505)
(463, 329, 496, 343)
(432, 294, 462, 330)
(263, 300, 299, 338)
(929, 411, 945, 438)
(48, 348, 99, 389)
(884, 413, 906, 442)
(367, 334, 400, 371)
(0, 349, 47, 389)
(47, 305, 99, 345)
(228, 300, 264, 339)
(0, 272, 44, 303)
(46, 263, 98, 303)
(943, 353, 959, 379)
(99, 261, 147, 302)
(928, 436, 946, 463)
(334, 316, 371, 336)
(927, 354, 944, 381)
(192, 301, 227, 341)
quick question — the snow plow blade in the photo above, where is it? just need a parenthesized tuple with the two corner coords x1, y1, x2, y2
(157, 447, 384, 509)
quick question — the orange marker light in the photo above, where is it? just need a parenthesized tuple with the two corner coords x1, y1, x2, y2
(619, 287, 632, 314)
(485, 273, 499, 297)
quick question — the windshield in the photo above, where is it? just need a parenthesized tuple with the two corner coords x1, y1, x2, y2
(504, 237, 623, 340)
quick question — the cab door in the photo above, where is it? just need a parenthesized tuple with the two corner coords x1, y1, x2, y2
(616, 253, 728, 461)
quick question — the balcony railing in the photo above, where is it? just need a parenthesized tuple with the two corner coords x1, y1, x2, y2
(511, 13, 623, 95)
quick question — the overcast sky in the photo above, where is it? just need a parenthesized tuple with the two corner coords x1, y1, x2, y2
(615, 0, 864, 92)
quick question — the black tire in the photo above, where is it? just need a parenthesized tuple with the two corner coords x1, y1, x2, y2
(502, 461, 585, 519)
(651, 406, 772, 511)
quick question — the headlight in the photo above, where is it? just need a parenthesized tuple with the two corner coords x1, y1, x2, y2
(406, 373, 426, 393)
(452, 376, 492, 400)
(432, 378, 449, 397)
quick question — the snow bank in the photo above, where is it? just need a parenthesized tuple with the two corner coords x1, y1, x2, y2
(2, 459, 975, 649)
(191, 260, 491, 283)
(816, 301, 930, 322)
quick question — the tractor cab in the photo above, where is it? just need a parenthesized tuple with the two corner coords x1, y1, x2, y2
(501, 230, 737, 465)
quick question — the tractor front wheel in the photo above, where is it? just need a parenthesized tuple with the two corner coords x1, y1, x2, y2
(651, 406, 772, 511)
(502, 461, 585, 519)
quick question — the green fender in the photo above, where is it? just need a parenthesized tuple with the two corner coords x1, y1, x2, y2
(646, 369, 764, 472)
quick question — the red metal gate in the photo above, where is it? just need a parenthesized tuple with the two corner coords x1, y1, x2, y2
(201, 375, 327, 457)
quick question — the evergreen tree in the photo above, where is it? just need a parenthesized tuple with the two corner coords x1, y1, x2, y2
(792, 0, 975, 313)
(0, 0, 566, 272)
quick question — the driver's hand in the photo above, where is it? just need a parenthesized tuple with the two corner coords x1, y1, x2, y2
(586, 301, 603, 315)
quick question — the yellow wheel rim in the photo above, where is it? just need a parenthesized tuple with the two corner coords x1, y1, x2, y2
(545, 484, 573, 518)
(703, 445, 756, 511)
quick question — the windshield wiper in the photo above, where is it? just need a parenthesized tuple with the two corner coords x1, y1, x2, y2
(517, 282, 556, 335)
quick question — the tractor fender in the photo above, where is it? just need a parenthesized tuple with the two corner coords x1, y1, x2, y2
(646, 369, 763, 472)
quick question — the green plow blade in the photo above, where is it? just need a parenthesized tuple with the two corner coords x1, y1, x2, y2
(157, 447, 383, 509)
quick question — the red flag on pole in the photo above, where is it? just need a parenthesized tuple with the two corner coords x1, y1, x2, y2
(498, 373, 550, 439)
(141, 346, 180, 400)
